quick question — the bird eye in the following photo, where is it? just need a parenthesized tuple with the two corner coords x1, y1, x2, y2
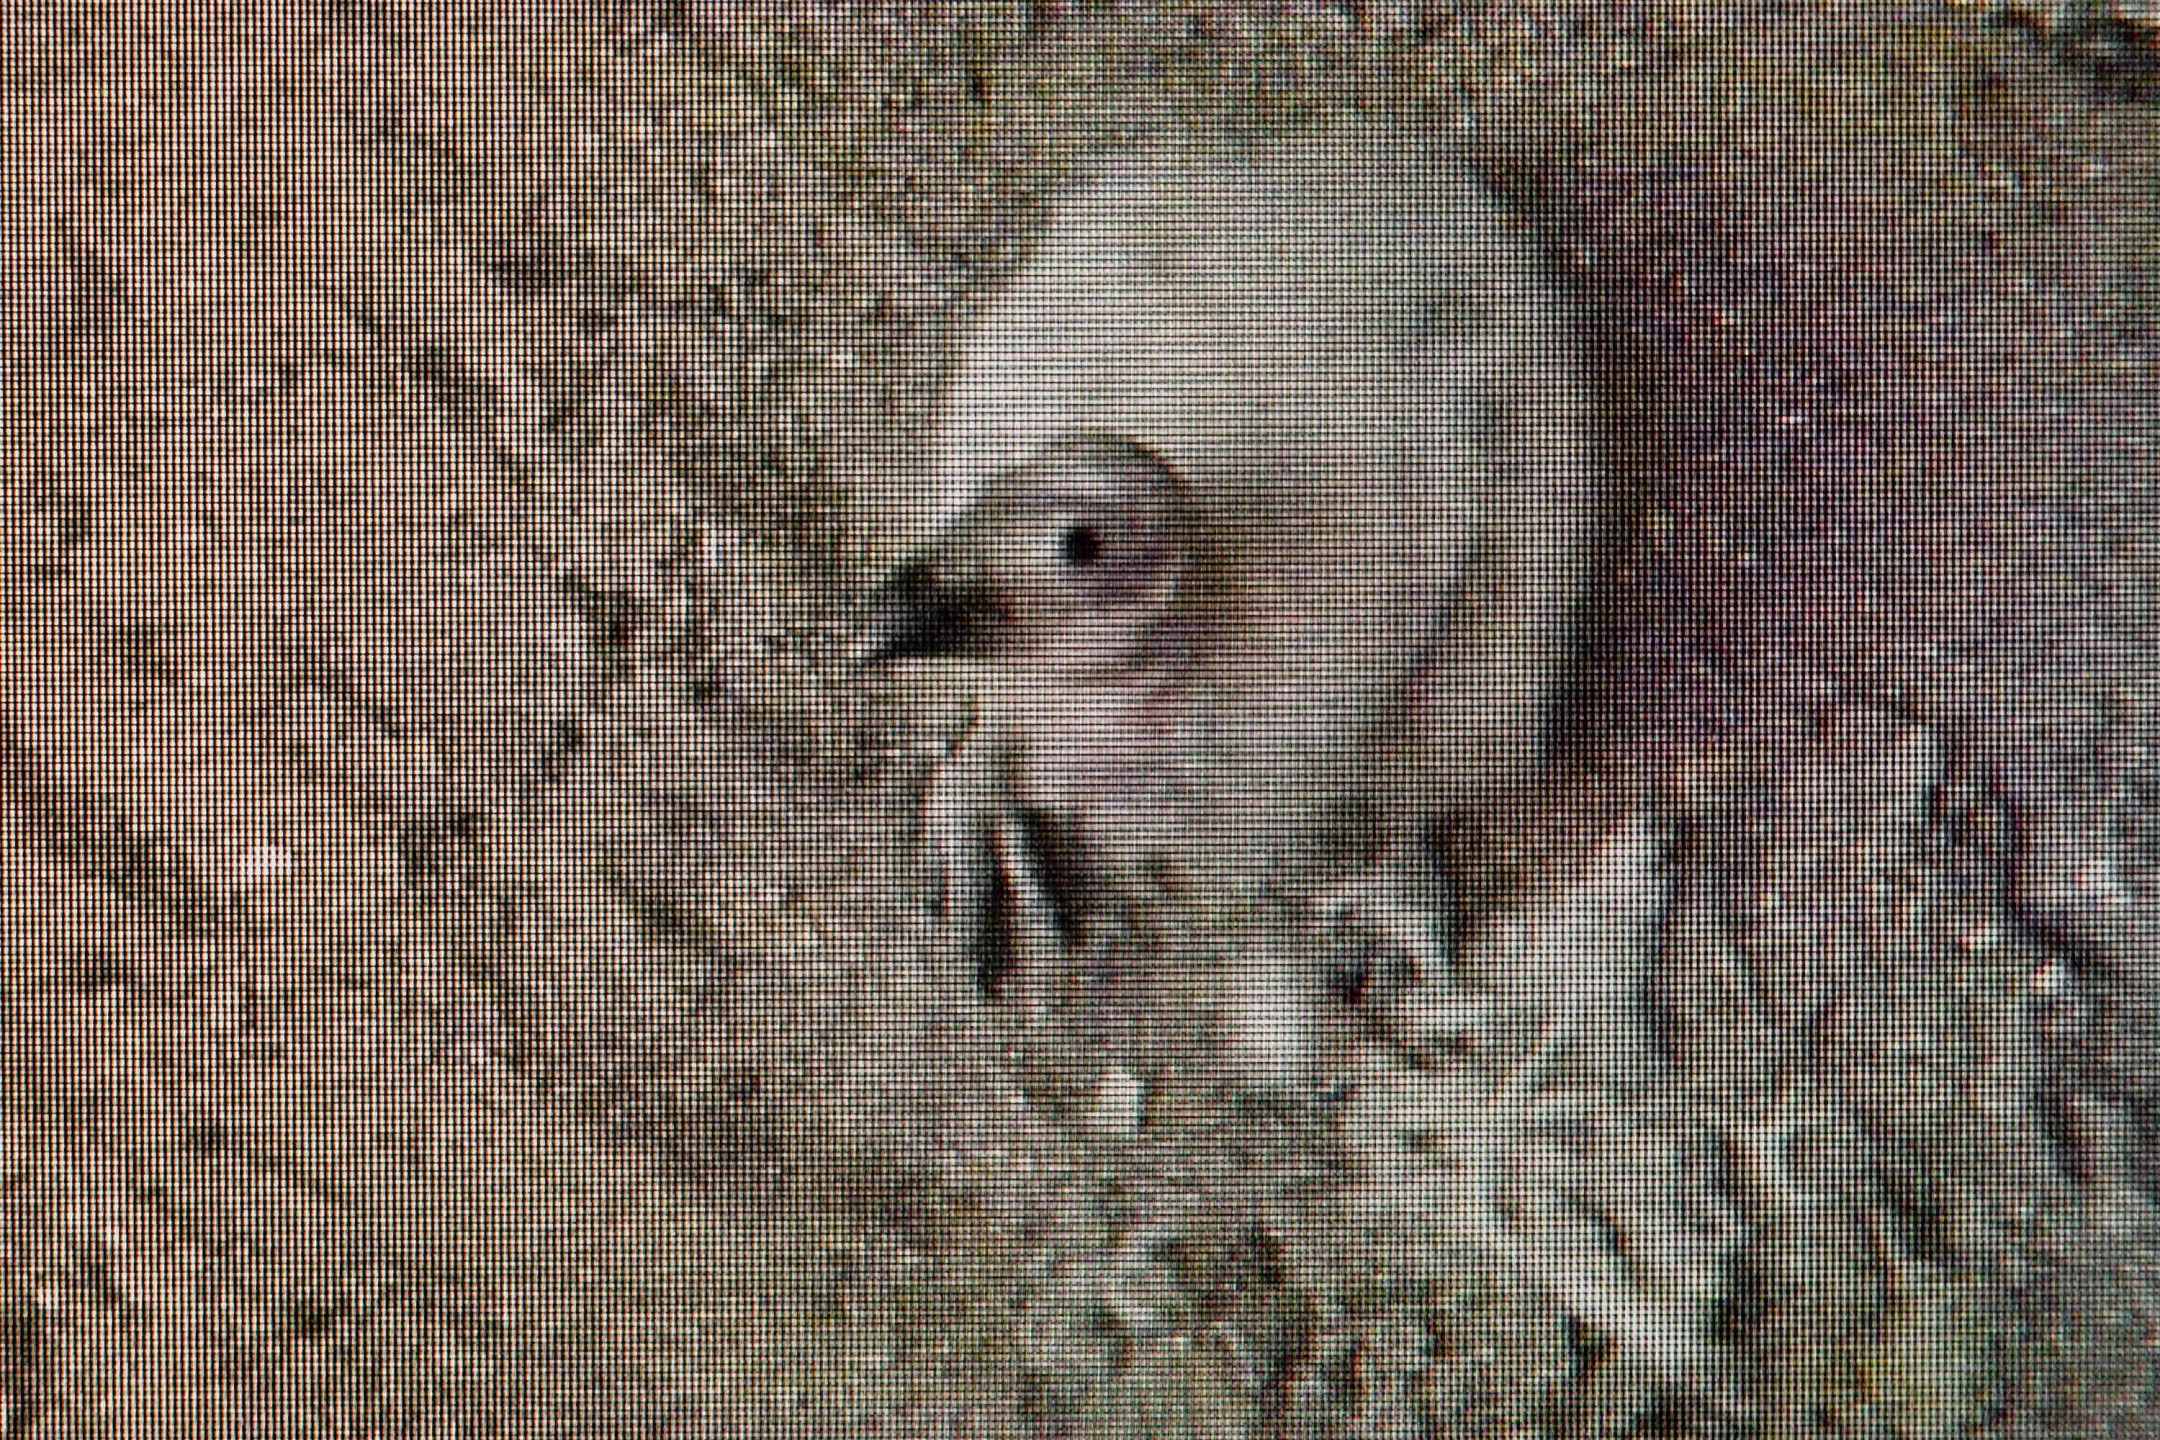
(987, 435, 1186, 626)
(1059, 522, 1103, 570)
(1035, 510, 1160, 600)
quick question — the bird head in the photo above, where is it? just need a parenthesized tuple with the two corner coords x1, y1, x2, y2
(855, 434, 1191, 682)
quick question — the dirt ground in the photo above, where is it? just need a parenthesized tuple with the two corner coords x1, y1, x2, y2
(4, 1, 2160, 1435)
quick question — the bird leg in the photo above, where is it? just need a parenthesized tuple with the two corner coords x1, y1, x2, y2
(917, 713, 1000, 998)
(982, 803, 1072, 1024)
(919, 713, 1073, 1024)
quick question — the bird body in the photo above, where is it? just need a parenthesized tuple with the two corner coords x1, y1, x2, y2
(861, 124, 1600, 1082)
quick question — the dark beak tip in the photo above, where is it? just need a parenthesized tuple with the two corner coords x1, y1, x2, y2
(851, 559, 974, 669)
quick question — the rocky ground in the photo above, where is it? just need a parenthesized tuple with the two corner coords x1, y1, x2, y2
(3, 1, 2160, 1435)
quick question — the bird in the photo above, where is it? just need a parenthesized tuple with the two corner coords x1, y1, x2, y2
(856, 123, 1600, 1088)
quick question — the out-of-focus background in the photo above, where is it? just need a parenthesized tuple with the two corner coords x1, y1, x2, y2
(4, 2, 2160, 1434)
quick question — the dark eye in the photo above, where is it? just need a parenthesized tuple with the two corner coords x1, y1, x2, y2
(1039, 513, 1156, 598)
(998, 436, 1185, 609)
(1059, 523, 1103, 569)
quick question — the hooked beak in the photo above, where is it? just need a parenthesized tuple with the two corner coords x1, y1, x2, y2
(851, 554, 985, 668)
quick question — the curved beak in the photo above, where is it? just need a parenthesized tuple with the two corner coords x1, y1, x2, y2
(850, 554, 985, 668)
